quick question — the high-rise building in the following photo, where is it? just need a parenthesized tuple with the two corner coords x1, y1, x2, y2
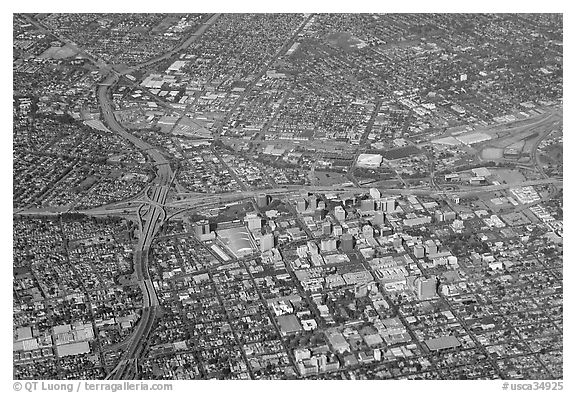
(320, 238, 337, 252)
(373, 211, 385, 225)
(362, 224, 374, 238)
(414, 244, 425, 259)
(385, 198, 396, 213)
(416, 276, 438, 300)
(322, 222, 332, 235)
(309, 196, 318, 210)
(260, 233, 274, 252)
(360, 199, 375, 212)
(307, 241, 319, 255)
(245, 213, 262, 231)
(435, 210, 444, 222)
(194, 219, 210, 236)
(256, 194, 269, 208)
(341, 233, 354, 251)
(297, 199, 307, 213)
(193, 219, 215, 241)
(333, 225, 343, 237)
(317, 354, 327, 372)
(334, 205, 346, 221)
(425, 239, 437, 255)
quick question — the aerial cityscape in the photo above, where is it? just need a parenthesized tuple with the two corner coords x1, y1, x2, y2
(13, 13, 563, 381)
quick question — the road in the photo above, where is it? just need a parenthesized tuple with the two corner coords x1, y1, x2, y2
(96, 16, 219, 380)
(14, 177, 562, 220)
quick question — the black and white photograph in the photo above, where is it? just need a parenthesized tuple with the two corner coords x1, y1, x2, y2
(8, 3, 569, 390)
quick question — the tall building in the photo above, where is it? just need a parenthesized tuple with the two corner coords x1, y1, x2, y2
(360, 199, 375, 212)
(333, 225, 343, 237)
(341, 233, 354, 251)
(256, 194, 269, 208)
(414, 244, 425, 259)
(385, 198, 396, 213)
(297, 199, 307, 213)
(320, 238, 337, 252)
(435, 210, 444, 222)
(193, 223, 204, 237)
(416, 276, 438, 300)
(245, 213, 262, 231)
(260, 233, 274, 252)
(194, 219, 211, 237)
(307, 241, 319, 255)
(373, 211, 385, 225)
(334, 206, 346, 221)
(425, 239, 437, 255)
(317, 354, 327, 372)
(309, 196, 318, 210)
(362, 224, 374, 238)
(322, 222, 332, 236)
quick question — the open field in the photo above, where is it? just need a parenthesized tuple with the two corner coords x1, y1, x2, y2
(314, 171, 350, 186)
(481, 147, 503, 160)
(39, 43, 78, 59)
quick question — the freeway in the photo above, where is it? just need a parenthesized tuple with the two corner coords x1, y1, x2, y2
(14, 178, 562, 219)
(162, 178, 562, 209)
(98, 16, 219, 380)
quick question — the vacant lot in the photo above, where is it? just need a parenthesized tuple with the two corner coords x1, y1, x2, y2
(314, 171, 349, 186)
(481, 147, 503, 160)
(39, 44, 78, 59)
(382, 146, 422, 160)
(492, 169, 526, 184)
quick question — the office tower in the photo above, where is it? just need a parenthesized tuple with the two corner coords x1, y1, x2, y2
(260, 233, 274, 252)
(425, 239, 437, 255)
(297, 198, 307, 213)
(333, 225, 343, 237)
(360, 199, 375, 212)
(256, 193, 269, 208)
(307, 241, 319, 255)
(416, 276, 438, 300)
(362, 224, 374, 238)
(245, 213, 262, 231)
(322, 222, 332, 236)
(334, 205, 346, 221)
(414, 244, 425, 259)
(321, 238, 337, 252)
(194, 219, 210, 236)
(373, 211, 385, 225)
(341, 233, 354, 251)
(309, 196, 318, 210)
(385, 198, 396, 213)
(435, 210, 444, 222)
